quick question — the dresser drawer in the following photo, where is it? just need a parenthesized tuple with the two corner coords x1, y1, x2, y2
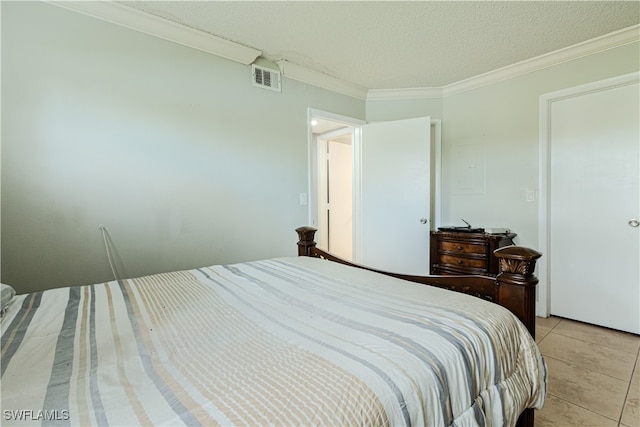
(439, 254, 487, 269)
(434, 265, 489, 276)
(440, 240, 487, 255)
(430, 230, 517, 276)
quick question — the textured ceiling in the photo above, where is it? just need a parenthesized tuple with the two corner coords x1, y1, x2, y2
(120, 1, 639, 89)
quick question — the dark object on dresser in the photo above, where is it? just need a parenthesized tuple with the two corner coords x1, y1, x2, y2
(430, 229, 517, 276)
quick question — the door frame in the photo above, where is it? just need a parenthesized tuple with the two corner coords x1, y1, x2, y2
(307, 108, 442, 264)
(537, 71, 640, 318)
(307, 109, 365, 258)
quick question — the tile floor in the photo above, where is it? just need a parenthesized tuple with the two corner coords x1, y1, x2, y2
(534, 316, 639, 427)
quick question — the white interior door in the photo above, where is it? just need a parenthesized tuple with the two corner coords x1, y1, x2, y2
(359, 116, 431, 274)
(549, 79, 639, 333)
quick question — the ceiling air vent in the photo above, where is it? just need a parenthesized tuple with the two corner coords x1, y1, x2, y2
(252, 65, 281, 92)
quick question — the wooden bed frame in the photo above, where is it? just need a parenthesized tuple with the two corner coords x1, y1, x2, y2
(296, 226, 542, 427)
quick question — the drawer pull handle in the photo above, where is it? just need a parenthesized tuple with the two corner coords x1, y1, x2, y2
(457, 260, 464, 265)
(457, 245, 463, 250)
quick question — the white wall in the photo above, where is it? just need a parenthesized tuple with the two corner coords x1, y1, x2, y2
(1, 2, 365, 293)
(441, 42, 639, 249)
(366, 98, 443, 123)
(367, 41, 639, 250)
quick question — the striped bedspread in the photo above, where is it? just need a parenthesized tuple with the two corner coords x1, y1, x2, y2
(1, 257, 546, 426)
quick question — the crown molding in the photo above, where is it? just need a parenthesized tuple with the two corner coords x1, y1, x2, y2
(45, 2, 638, 101)
(441, 24, 640, 97)
(48, 1, 366, 99)
(367, 24, 639, 101)
(47, 1, 261, 65)
(276, 60, 369, 100)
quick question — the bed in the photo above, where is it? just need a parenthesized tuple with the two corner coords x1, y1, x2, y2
(1, 226, 546, 427)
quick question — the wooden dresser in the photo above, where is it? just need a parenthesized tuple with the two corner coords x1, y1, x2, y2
(430, 230, 516, 276)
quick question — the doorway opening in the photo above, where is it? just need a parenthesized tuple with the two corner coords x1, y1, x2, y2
(317, 129, 353, 259)
(308, 108, 442, 270)
(308, 111, 363, 261)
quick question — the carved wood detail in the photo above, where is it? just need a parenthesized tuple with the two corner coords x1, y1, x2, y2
(495, 246, 542, 279)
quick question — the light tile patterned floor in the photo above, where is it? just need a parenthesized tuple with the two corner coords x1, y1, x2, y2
(534, 316, 640, 427)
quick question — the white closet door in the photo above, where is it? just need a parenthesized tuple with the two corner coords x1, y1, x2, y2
(550, 80, 639, 333)
(360, 116, 431, 275)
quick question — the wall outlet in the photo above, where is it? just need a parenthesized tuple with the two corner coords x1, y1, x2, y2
(299, 192, 308, 206)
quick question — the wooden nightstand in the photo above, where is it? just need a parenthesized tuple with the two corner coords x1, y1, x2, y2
(430, 230, 516, 276)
